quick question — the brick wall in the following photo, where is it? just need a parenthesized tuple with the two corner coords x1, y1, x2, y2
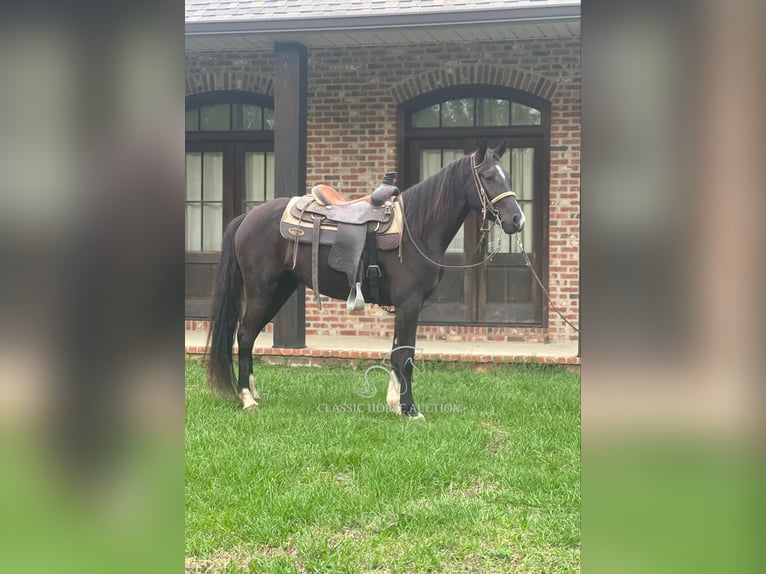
(186, 36, 580, 343)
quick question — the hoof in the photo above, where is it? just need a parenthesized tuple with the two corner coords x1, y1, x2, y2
(248, 374, 260, 400)
(401, 404, 425, 421)
(238, 389, 259, 411)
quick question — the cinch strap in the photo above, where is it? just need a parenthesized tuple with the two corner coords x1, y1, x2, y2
(311, 216, 322, 310)
(364, 229, 382, 304)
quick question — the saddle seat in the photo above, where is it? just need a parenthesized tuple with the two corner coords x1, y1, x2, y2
(311, 184, 371, 207)
(304, 185, 393, 225)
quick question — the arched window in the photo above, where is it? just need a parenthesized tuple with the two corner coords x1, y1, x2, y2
(185, 90, 274, 318)
(400, 85, 550, 326)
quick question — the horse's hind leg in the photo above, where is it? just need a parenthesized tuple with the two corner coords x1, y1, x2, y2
(236, 272, 300, 410)
(236, 299, 269, 410)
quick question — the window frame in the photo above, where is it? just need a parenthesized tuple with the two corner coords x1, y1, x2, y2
(186, 90, 275, 144)
(185, 90, 275, 259)
(185, 91, 275, 318)
(185, 141, 232, 261)
(397, 84, 551, 328)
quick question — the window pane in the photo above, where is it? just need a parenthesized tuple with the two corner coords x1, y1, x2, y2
(441, 99, 474, 127)
(511, 148, 534, 201)
(420, 148, 464, 179)
(265, 152, 274, 201)
(442, 149, 464, 165)
(411, 104, 439, 128)
(489, 223, 511, 254)
(245, 152, 265, 202)
(507, 201, 534, 253)
(200, 103, 230, 130)
(202, 152, 223, 201)
(185, 204, 201, 251)
(185, 153, 201, 201)
(521, 202, 533, 252)
(477, 99, 509, 126)
(232, 104, 263, 130)
(493, 201, 533, 255)
(420, 149, 465, 181)
(263, 108, 274, 130)
(185, 110, 199, 131)
(419, 149, 442, 179)
(202, 204, 222, 251)
(499, 150, 511, 180)
(419, 147, 466, 253)
(511, 102, 541, 126)
(445, 226, 464, 253)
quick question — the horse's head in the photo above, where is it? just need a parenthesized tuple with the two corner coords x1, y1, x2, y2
(469, 139, 525, 235)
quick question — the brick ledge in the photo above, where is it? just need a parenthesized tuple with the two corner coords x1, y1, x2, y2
(185, 344, 580, 366)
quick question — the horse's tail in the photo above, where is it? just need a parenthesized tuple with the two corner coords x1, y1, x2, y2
(206, 213, 246, 397)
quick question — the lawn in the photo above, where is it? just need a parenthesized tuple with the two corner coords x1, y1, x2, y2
(185, 358, 580, 573)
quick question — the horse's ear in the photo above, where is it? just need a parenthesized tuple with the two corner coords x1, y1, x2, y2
(494, 140, 507, 158)
(474, 138, 488, 162)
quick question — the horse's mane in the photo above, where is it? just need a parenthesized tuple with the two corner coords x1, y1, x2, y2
(400, 155, 470, 229)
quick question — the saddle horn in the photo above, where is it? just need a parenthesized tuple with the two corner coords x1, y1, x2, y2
(370, 172, 399, 207)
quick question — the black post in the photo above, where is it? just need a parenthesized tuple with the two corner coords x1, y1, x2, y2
(272, 42, 307, 348)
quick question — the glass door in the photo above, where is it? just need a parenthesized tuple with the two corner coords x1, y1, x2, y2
(481, 142, 544, 324)
(407, 139, 477, 323)
(405, 138, 545, 325)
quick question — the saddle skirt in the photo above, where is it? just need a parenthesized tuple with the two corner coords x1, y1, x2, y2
(279, 194, 403, 251)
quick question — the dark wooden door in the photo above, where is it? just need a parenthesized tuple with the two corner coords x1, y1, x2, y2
(405, 138, 545, 326)
(406, 139, 477, 323)
(480, 140, 545, 324)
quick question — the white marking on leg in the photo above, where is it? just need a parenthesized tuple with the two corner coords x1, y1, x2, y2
(248, 374, 260, 400)
(239, 388, 258, 411)
(386, 372, 402, 415)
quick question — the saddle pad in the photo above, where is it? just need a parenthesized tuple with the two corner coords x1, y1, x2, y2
(280, 195, 402, 251)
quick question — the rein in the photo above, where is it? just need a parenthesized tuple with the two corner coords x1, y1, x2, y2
(401, 204, 500, 270)
(401, 154, 513, 270)
(515, 233, 580, 334)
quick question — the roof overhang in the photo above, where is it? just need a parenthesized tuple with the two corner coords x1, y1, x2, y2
(185, 5, 580, 51)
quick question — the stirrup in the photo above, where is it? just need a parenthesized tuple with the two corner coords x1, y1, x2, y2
(346, 281, 365, 311)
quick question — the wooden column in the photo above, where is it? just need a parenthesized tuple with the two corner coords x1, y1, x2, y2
(272, 42, 307, 348)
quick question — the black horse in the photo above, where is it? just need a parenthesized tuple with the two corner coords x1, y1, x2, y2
(207, 139, 525, 419)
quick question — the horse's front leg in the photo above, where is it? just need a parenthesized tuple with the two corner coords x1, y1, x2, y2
(388, 297, 425, 420)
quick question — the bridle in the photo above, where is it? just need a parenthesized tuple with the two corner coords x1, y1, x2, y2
(401, 153, 518, 270)
(471, 153, 516, 231)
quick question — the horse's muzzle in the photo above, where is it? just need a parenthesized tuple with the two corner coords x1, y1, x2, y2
(502, 212, 524, 234)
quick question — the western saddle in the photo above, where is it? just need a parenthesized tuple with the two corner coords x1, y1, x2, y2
(279, 173, 402, 311)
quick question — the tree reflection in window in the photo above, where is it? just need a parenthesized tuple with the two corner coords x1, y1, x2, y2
(411, 97, 541, 128)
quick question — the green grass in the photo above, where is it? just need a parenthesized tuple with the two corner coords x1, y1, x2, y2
(185, 359, 580, 573)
